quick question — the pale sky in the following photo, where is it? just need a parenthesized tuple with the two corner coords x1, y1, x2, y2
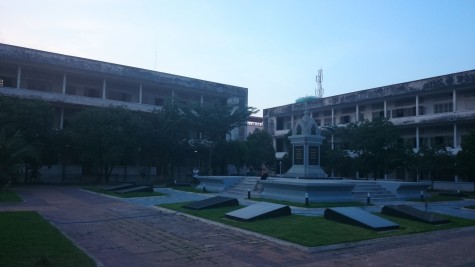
(1, 0, 474, 116)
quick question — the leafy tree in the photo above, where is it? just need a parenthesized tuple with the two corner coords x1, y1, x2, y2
(457, 132, 475, 190)
(246, 129, 275, 173)
(0, 96, 54, 171)
(139, 101, 191, 182)
(71, 106, 141, 183)
(339, 118, 404, 179)
(405, 144, 456, 183)
(188, 101, 257, 174)
(215, 140, 248, 175)
(0, 127, 37, 188)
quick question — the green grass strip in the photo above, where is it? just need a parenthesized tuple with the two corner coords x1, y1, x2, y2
(0, 211, 95, 267)
(160, 202, 475, 247)
(0, 189, 23, 203)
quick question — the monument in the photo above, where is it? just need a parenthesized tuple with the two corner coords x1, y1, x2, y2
(284, 110, 326, 178)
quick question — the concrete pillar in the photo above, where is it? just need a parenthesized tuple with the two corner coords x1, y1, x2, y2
(453, 89, 457, 112)
(59, 107, 64, 129)
(102, 79, 106, 99)
(356, 105, 359, 121)
(16, 66, 21, 88)
(331, 133, 334, 150)
(454, 123, 457, 148)
(62, 73, 67, 94)
(384, 100, 387, 118)
(415, 95, 419, 116)
(331, 108, 335, 125)
(139, 83, 143, 104)
(416, 127, 420, 150)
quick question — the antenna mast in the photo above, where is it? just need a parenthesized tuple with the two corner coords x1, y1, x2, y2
(316, 68, 324, 98)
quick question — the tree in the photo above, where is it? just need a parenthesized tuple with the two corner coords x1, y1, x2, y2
(340, 118, 404, 179)
(0, 127, 37, 188)
(246, 129, 275, 173)
(189, 101, 257, 174)
(0, 96, 54, 172)
(457, 132, 475, 191)
(139, 101, 191, 182)
(71, 106, 141, 183)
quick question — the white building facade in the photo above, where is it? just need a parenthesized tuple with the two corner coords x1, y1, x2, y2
(0, 43, 249, 140)
(263, 70, 475, 181)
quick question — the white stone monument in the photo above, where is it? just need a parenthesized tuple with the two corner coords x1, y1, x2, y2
(284, 110, 326, 178)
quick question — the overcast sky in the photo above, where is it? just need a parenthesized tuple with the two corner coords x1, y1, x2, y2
(1, 0, 474, 116)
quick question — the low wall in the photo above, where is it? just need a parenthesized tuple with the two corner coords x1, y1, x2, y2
(377, 181, 431, 199)
(432, 181, 474, 192)
(261, 179, 355, 203)
(196, 176, 243, 192)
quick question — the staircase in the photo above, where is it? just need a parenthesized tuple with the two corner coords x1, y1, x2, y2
(220, 176, 262, 198)
(352, 181, 398, 202)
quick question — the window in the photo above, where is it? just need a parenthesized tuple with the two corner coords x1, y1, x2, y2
(434, 102, 453, 114)
(324, 118, 332, 126)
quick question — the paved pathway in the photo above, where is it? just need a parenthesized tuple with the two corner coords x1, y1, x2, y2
(2, 186, 475, 267)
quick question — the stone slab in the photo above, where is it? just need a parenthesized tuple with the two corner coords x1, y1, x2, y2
(103, 183, 135, 191)
(116, 185, 153, 194)
(324, 207, 399, 231)
(381, 205, 450, 225)
(183, 196, 239, 210)
(225, 202, 291, 222)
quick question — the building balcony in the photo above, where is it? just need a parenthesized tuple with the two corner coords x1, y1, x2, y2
(0, 86, 159, 112)
(389, 110, 475, 126)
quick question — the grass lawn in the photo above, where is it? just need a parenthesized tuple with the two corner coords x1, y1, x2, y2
(411, 191, 475, 202)
(159, 202, 475, 247)
(0, 211, 95, 267)
(0, 189, 23, 203)
(83, 186, 165, 198)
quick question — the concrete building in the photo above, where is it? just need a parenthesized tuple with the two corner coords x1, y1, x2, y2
(263, 69, 475, 181)
(0, 43, 248, 140)
(0, 43, 250, 182)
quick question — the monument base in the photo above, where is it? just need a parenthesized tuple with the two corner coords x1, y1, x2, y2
(284, 165, 327, 179)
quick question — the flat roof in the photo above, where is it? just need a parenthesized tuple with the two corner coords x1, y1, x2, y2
(0, 43, 247, 98)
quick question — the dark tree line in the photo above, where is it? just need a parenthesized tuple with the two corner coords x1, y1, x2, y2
(0, 96, 273, 185)
(320, 117, 473, 185)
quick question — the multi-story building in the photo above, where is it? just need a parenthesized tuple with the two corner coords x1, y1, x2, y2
(0, 43, 250, 181)
(0, 43, 248, 140)
(263, 70, 475, 181)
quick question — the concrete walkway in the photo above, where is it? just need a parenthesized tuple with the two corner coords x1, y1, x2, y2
(1, 186, 475, 267)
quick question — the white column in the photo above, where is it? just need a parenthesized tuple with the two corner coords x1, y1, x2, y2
(59, 107, 64, 129)
(356, 105, 359, 121)
(139, 83, 143, 104)
(102, 79, 106, 99)
(454, 123, 457, 148)
(200, 95, 204, 106)
(331, 133, 334, 150)
(291, 115, 294, 130)
(17, 66, 21, 88)
(384, 100, 387, 118)
(62, 73, 67, 94)
(331, 108, 335, 125)
(416, 127, 420, 150)
(453, 89, 457, 112)
(415, 95, 419, 116)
